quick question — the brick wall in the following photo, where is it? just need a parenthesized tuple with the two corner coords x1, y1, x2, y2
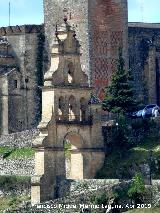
(89, 0, 128, 98)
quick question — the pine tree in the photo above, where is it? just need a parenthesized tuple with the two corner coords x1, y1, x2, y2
(103, 47, 136, 114)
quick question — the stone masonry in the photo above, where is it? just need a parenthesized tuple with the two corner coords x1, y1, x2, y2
(31, 21, 105, 205)
(44, 0, 128, 99)
(128, 23, 160, 104)
(0, 25, 44, 134)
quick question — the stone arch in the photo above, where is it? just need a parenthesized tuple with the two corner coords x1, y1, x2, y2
(63, 131, 84, 179)
(68, 95, 76, 121)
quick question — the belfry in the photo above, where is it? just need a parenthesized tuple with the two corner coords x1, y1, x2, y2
(31, 20, 105, 205)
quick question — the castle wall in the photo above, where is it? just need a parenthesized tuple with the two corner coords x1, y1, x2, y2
(0, 25, 44, 132)
(128, 23, 160, 104)
(44, 0, 128, 98)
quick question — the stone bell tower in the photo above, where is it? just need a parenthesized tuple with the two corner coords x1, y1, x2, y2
(31, 20, 105, 205)
(44, 0, 128, 99)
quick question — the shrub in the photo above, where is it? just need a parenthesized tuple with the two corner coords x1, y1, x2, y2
(127, 173, 146, 205)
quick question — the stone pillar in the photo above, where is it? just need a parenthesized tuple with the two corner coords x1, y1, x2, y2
(31, 145, 66, 205)
(75, 98, 80, 121)
(1, 96, 9, 135)
(64, 96, 69, 120)
(0, 77, 8, 135)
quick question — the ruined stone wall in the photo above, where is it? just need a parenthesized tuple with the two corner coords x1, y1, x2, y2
(0, 25, 44, 132)
(44, 0, 128, 99)
(0, 129, 39, 147)
(0, 130, 38, 175)
(0, 158, 34, 176)
(128, 23, 160, 104)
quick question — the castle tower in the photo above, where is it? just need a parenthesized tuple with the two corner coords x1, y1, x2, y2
(0, 36, 22, 135)
(31, 21, 105, 205)
(44, 0, 128, 99)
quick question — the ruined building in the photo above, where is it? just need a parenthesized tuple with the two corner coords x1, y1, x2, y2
(0, 0, 160, 135)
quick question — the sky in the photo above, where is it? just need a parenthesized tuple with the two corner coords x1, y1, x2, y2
(0, 0, 160, 27)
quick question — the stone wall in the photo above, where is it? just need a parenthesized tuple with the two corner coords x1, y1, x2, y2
(128, 23, 160, 104)
(44, 0, 128, 99)
(0, 25, 44, 133)
(0, 130, 37, 176)
(0, 129, 39, 147)
(0, 158, 34, 176)
(58, 179, 121, 198)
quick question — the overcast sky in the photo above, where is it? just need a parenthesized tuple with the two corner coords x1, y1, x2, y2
(0, 0, 160, 27)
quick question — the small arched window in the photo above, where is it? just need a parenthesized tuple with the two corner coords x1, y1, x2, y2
(14, 80, 18, 88)
(67, 62, 74, 84)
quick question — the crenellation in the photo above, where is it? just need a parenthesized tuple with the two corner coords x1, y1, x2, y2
(0, 25, 44, 36)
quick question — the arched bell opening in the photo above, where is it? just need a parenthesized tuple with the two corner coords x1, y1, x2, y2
(58, 96, 65, 120)
(67, 62, 74, 84)
(68, 95, 76, 121)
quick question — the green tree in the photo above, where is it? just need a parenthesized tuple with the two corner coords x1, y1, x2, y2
(112, 114, 133, 151)
(103, 47, 136, 114)
(127, 172, 146, 205)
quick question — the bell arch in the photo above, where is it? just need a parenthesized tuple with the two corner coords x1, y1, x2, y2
(58, 96, 65, 120)
(68, 95, 76, 121)
(67, 62, 74, 84)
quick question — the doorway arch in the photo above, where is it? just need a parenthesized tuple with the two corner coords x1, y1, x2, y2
(63, 132, 84, 179)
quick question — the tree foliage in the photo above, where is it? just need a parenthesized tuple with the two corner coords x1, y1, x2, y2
(111, 114, 133, 151)
(127, 172, 146, 205)
(103, 47, 137, 114)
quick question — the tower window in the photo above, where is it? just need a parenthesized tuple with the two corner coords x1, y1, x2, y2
(67, 62, 74, 84)
(14, 80, 18, 89)
(25, 78, 29, 83)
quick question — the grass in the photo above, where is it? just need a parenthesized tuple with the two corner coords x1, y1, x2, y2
(0, 175, 31, 191)
(96, 134, 160, 179)
(0, 195, 30, 212)
(0, 147, 35, 159)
